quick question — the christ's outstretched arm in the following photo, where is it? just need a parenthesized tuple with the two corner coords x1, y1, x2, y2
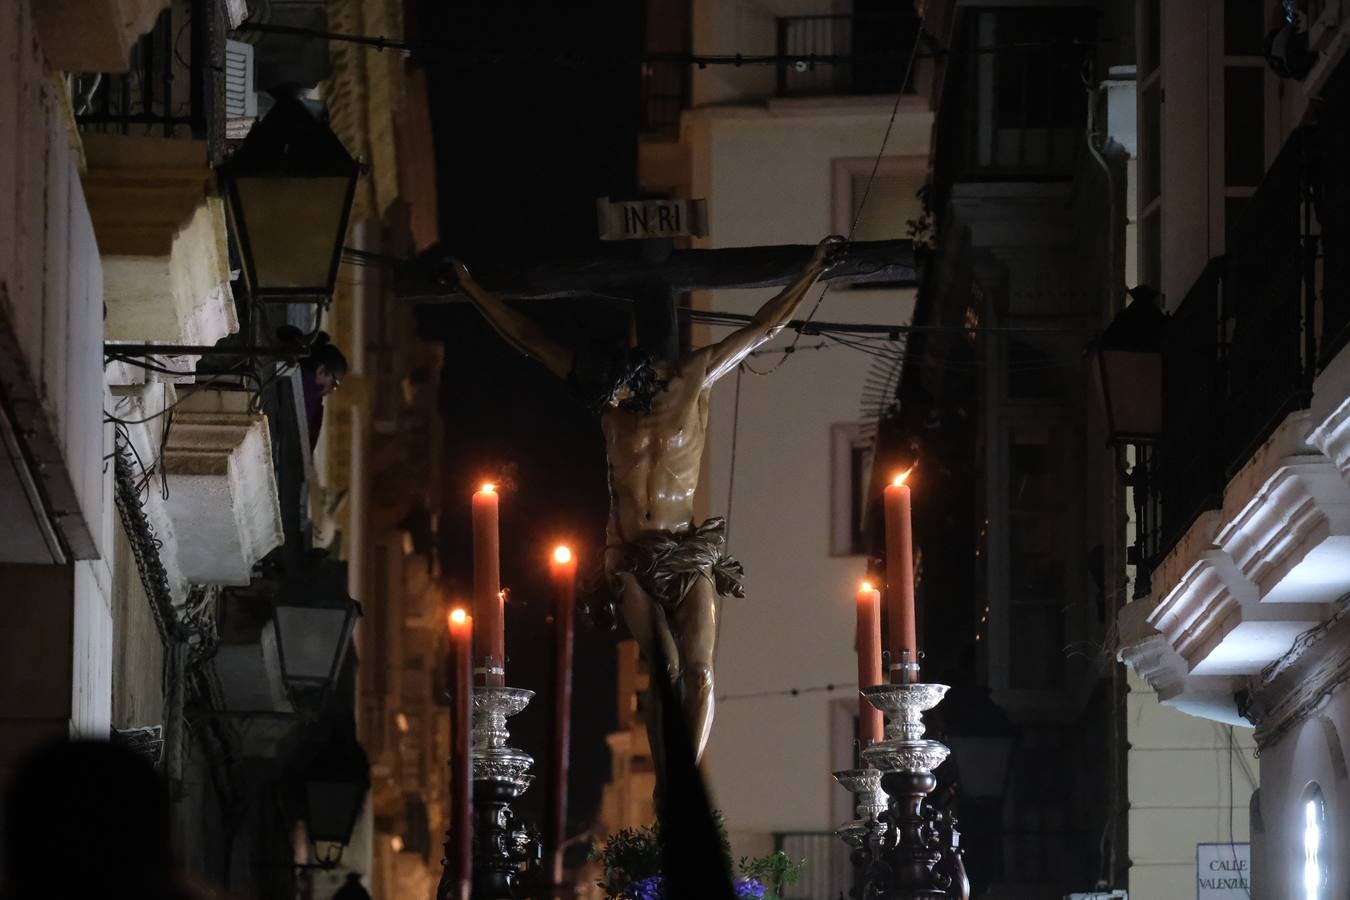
(697, 236, 844, 387)
(452, 259, 574, 379)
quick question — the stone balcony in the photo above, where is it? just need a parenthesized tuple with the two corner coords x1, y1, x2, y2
(84, 134, 238, 382)
(33, 0, 171, 74)
(1119, 356, 1350, 724)
(110, 383, 283, 604)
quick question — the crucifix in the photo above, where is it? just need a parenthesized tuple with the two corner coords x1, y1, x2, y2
(406, 234, 916, 809)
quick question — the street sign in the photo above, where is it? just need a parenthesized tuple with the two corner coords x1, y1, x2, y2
(1196, 843, 1250, 899)
(597, 197, 708, 240)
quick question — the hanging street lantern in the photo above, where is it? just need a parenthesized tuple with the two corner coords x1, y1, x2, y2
(302, 724, 371, 865)
(1089, 285, 1169, 446)
(272, 560, 362, 703)
(220, 91, 361, 302)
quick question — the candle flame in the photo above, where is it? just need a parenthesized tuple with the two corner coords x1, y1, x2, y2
(478, 482, 496, 494)
(553, 545, 573, 564)
(860, 580, 874, 593)
(448, 608, 468, 626)
(892, 465, 916, 487)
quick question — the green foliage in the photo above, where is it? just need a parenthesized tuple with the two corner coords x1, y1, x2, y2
(589, 823, 662, 897)
(590, 817, 803, 900)
(738, 850, 804, 900)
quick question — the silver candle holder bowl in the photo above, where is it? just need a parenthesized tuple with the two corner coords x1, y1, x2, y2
(472, 686, 535, 790)
(859, 683, 950, 774)
(832, 766, 889, 849)
(471, 685, 538, 899)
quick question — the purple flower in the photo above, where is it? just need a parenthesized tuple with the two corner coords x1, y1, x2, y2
(628, 876, 665, 900)
(735, 878, 766, 899)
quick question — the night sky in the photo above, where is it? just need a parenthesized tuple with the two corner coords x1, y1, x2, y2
(413, 0, 647, 842)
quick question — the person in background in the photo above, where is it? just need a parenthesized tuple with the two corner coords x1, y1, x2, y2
(298, 332, 349, 452)
(1, 740, 215, 899)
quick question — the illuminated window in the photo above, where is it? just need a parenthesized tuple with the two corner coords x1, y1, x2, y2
(1303, 784, 1326, 900)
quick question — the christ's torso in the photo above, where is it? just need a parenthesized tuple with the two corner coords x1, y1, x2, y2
(601, 360, 710, 541)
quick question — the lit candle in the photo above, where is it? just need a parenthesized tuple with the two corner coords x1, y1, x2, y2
(884, 468, 918, 683)
(472, 483, 504, 685)
(444, 607, 473, 900)
(547, 545, 578, 885)
(855, 580, 884, 749)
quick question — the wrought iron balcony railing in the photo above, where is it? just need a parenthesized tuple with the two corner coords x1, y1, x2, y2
(1146, 108, 1350, 561)
(774, 13, 920, 97)
(72, 0, 228, 162)
(935, 8, 1096, 182)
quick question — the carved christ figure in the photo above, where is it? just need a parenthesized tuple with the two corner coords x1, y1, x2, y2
(452, 236, 842, 802)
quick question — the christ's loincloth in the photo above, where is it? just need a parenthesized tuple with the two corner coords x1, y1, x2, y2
(611, 517, 746, 613)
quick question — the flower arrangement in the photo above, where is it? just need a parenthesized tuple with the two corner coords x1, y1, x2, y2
(590, 819, 802, 900)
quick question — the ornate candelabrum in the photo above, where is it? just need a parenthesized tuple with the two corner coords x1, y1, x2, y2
(472, 686, 540, 899)
(857, 683, 969, 900)
(832, 767, 889, 898)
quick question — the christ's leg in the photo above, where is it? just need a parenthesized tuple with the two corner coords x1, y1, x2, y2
(672, 577, 719, 761)
(614, 572, 680, 812)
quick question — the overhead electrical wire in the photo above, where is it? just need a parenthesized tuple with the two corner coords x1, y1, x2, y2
(683, 307, 1097, 337)
(716, 681, 857, 704)
(742, 14, 927, 377)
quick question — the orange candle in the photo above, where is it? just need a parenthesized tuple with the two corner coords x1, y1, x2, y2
(884, 468, 918, 683)
(855, 581, 884, 748)
(443, 608, 473, 900)
(472, 483, 504, 685)
(547, 545, 578, 886)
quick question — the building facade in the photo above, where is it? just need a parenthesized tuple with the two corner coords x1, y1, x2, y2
(0, 0, 436, 896)
(1116, 2, 1350, 898)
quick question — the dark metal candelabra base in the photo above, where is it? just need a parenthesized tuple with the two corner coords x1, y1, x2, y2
(836, 685, 969, 900)
(863, 771, 967, 900)
(471, 779, 535, 900)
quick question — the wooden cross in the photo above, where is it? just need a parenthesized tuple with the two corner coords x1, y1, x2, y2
(396, 239, 918, 303)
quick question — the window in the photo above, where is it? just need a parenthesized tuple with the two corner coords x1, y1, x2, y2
(830, 423, 874, 556)
(1303, 784, 1327, 900)
(959, 7, 1096, 174)
(1005, 422, 1079, 690)
(1138, 0, 1162, 289)
(1220, 0, 1270, 250)
(833, 156, 927, 248)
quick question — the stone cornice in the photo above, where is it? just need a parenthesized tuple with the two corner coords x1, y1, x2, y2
(1117, 632, 1186, 698)
(1147, 551, 1253, 671)
(1149, 510, 1223, 606)
(1310, 393, 1350, 483)
(1216, 455, 1350, 604)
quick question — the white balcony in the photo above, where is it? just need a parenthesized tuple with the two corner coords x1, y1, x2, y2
(1120, 361, 1350, 724)
(84, 134, 238, 383)
(110, 383, 283, 604)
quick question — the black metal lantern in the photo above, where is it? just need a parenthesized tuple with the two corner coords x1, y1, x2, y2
(303, 726, 371, 859)
(945, 735, 1015, 802)
(942, 685, 1016, 802)
(272, 560, 362, 699)
(220, 92, 360, 301)
(1090, 285, 1169, 445)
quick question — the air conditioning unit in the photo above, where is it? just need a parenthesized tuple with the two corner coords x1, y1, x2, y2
(224, 39, 258, 140)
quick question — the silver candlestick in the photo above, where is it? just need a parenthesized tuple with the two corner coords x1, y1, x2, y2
(860, 683, 950, 774)
(833, 766, 889, 899)
(471, 686, 539, 899)
(832, 767, 889, 847)
(859, 683, 968, 900)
